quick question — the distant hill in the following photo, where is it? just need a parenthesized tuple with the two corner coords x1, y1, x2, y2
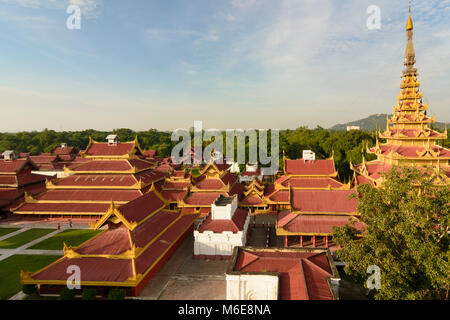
(330, 114, 448, 131)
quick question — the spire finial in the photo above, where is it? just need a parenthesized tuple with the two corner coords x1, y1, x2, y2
(407, 1, 413, 31)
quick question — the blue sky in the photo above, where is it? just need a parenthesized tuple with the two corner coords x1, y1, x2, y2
(0, 0, 449, 131)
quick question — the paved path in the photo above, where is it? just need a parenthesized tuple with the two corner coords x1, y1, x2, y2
(0, 227, 31, 242)
(0, 248, 63, 256)
(0, 228, 64, 262)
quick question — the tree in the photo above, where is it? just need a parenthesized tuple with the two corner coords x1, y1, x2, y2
(333, 167, 449, 300)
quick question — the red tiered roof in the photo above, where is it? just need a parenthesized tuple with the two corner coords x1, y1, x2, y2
(76, 226, 131, 255)
(16, 202, 111, 214)
(240, 195, 264, 206)
(160, 190, 188, 202)
(291, 189, 358, 213)
(354, 161, 392, 180)
(380, 128, 442, 138)
(52, 146, 77, 156)
(265, 187, 290, 203)
(26, 189, 197, 294)
(198, 208, 248, 233)
(29, 155, 62, 171)
(51, 174, 138, 188)
(84, 142, 137, 157)
(232, 248, 337, 300)
(370, 145, 450, 158)
(162, 180, 190, 189)
(184, 192, 224, 206)
(69, 160, 149, 172)
(0, 159, 35, 174)
(33, 257, 134, 283)
(36, 189, 142, 202)
(278, 176, 344, 189)
(284, 159, 336, 176)
(115, 190, 166, 224)
(0, 158, 46, 211)
(277, 211, 365, 235)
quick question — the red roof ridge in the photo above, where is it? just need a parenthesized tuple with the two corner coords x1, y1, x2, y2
(278, 211, 297, 228)
(294, 260, 310, 300)
(302, 257, 332, 277)
(236, 251, 260, 271)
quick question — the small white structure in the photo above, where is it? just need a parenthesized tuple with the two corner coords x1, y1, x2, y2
(194, 195, 250, 259)
(347, 126, 361, 131)
(2, 150, 16, 161)
(226, 273, 279, 300)
(240, 163, 263, 183)
(226, 247, 341, 300)
(106, 134, 119, 145)
(226, 159, 240, 174)
(302, 150, 316, 161)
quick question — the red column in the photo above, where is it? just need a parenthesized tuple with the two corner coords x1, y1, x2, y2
(313, 235, 316, 247)
(284, 236, 288, 248)
(325, 236, 329, 248)
(300, 235, 303, 247)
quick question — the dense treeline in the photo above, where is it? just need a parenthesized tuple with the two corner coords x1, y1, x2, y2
(1, 127, 448, 181)
(0, 128, 174, 158)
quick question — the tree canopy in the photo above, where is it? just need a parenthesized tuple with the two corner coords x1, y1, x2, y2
(333, 167, 450, 300)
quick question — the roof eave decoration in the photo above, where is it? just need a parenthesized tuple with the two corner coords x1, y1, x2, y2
(80, 136, 94, 158)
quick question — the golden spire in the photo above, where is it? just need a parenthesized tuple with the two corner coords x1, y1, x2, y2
(406, 1, 413, 31)
(404, 1, 416, 74)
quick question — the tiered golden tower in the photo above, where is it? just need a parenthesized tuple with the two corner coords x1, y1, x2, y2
(352, 6, 450, 186)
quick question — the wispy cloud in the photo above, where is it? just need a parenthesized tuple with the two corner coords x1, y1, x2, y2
(145, 28, 220, 43)
(0, 0, 102, 19)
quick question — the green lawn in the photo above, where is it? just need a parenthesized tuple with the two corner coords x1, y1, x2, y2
(0, 254, 59, 300)
(0, 229, 55, 249)
(29, 229, 102, 250)
(0, 228, 20, 238)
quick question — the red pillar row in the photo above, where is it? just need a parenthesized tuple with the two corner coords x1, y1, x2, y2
(313, 235, 316, 248)
(300, 235, 303, 248)
(284, 235, 288, 248)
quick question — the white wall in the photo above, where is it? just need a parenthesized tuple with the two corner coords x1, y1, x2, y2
(226, 274, 279, 300)
(194, 215, 250, 256)
(211, 196, 238, 220)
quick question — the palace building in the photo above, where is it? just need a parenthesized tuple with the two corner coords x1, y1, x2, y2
(264, 152, 350, 213)
(194, 195, 250, 260)
(239, 179, 270, 213)
(0, 152, 46, 214)
(352, 8, 450, 186)
(178, 162, 244, 218)
(12, 136, 166, 218)
(160, 170, 191, 210)
(226, 247, 340, 300)
(21, 185, 197, 296)
(252, 151, 366, 249)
